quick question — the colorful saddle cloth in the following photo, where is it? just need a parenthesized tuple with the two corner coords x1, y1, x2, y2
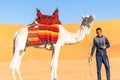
(28, 24, 59, 45)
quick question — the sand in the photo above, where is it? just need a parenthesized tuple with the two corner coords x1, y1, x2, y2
(0, 20, 120, 80)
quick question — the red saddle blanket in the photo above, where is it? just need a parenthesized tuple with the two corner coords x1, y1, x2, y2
(28, 24, 59, 45)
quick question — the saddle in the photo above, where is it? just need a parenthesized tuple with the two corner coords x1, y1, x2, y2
(27, 8, 61, 45)
(28, 24, 59, 45)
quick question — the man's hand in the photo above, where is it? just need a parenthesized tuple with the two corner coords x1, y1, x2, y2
(101, 45, 106, 49)
(88, 55, 93, 63)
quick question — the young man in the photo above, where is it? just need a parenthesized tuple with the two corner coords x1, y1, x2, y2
(90, 27, 110, 80)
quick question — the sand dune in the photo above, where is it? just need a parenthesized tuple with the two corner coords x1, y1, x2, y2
(0, 20, 120, 80)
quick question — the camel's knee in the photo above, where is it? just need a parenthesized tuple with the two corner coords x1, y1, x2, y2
(10, 66, 15, 71)
(51, 63, 58, 70)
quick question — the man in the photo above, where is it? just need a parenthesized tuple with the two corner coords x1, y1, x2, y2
(90, 27, 110, 80)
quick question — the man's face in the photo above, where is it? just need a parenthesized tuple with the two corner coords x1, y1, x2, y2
(96, 30, 102, 36)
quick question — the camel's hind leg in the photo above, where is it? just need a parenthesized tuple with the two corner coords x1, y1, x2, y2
(10, 26, 28, 80)
(10, 56, 16, 80)
(10, 50, 25, 80)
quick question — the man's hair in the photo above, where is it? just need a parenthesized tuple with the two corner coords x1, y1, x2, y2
(96, 27, 102, 31)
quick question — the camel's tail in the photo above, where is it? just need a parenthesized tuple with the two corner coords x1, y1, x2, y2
(13, 31, 19, 54)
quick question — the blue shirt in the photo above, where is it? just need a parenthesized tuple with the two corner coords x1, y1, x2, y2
(91, 35, 110, 56)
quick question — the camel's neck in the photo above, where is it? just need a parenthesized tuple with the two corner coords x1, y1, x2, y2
(65, 25, 90, 44)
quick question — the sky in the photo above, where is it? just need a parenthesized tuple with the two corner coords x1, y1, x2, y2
(0, 0, 120, 24)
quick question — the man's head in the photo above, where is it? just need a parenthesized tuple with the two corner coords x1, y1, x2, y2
(96, 27, 102, 36)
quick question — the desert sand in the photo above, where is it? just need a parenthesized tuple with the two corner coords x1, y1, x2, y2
(0, 20, 120, 80)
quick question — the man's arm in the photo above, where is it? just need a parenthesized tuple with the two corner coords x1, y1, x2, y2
(105, 37, 110, 48)
(90, 39, 96, 56)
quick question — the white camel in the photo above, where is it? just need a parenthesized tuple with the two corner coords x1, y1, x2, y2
(10, 15, 95, 80)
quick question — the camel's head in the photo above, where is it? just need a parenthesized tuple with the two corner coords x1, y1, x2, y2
(82, 15, 95, 27)
(81, 15, 95, 35)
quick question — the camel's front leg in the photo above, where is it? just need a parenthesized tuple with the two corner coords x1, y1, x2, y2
(51, 45, 61, 80)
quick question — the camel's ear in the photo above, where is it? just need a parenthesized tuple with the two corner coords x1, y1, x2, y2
(82, 16, 85, 19)
(91, 14, 95, 19)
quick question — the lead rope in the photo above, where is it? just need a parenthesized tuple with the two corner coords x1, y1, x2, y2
(88, 26, 93, 77)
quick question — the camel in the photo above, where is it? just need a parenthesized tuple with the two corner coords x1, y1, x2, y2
(10, 15, 95, 80)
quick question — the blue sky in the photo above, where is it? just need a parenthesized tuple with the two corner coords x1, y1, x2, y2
(0, 0, 120, 24)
